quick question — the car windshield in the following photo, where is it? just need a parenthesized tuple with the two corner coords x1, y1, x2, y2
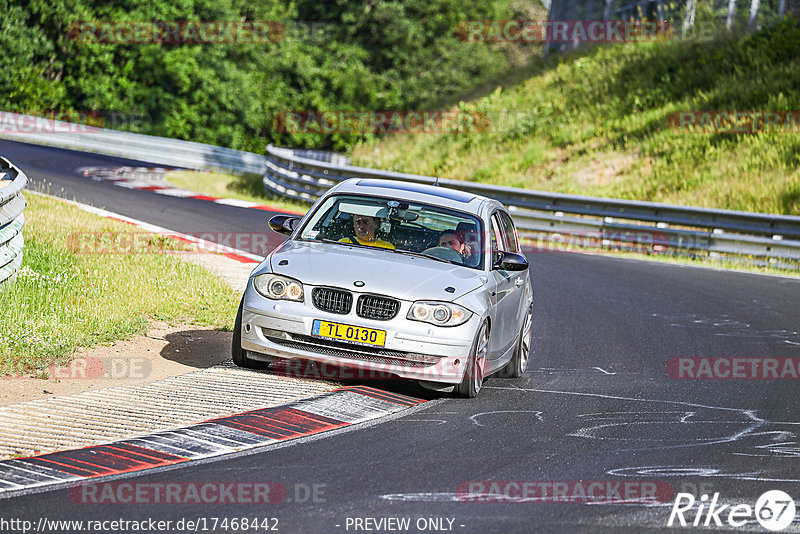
(298, 194, 484, 268)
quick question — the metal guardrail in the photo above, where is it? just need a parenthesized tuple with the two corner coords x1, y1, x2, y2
(2, 109, 797, 263)
(0, 112, 266, 175)
(263, 144, 800, 262)
(0, 158, 27, 284)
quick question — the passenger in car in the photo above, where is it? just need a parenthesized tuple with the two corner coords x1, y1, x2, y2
(456, 222, 480, 265)
(439, 230, 466, 254)
(439, 229, 479, 266)
(339, 215, 395, 249)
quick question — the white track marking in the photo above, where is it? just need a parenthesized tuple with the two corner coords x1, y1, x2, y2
(469, 411, 543, 427)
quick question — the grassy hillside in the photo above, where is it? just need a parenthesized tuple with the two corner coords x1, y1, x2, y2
(351, 19, 800, 215)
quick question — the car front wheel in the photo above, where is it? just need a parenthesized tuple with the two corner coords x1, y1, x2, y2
(455, 320, 489, 398)
(232, 298, 271, 370)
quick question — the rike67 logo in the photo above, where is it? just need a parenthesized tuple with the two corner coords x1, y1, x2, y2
(668, 490, 796, 531)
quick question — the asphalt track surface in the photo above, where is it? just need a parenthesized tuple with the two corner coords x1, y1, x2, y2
(0, 139, 287, 252)
(2, 139, 800, 533)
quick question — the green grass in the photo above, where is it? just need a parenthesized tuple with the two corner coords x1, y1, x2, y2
(351, 19, 800, 216)
(0, 193, 241, 376)
(165, 170, 310, 215)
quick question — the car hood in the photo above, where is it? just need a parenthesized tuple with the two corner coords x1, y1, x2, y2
(267, 240, 485, 301)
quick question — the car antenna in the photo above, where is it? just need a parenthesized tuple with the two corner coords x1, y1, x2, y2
(433, 176, 440, 187)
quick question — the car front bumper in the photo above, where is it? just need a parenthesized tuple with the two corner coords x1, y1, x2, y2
(240, 297, 477, 384)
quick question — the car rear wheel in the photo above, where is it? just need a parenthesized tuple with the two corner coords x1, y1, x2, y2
(497, 304, 533, 378)
(455, 320, 489, 398)
(232, 299, 271, 370)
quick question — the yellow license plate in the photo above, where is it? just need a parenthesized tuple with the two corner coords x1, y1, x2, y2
(312, 320, 386, 347)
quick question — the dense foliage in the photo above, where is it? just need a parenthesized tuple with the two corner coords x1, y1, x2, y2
(0, 0, 515, 151)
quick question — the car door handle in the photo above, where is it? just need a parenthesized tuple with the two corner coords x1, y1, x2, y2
(515, 278, 524, 287)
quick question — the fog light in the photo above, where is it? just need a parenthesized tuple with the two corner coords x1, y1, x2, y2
(412, 306, 429, 320)
(287, 282, 303, 299)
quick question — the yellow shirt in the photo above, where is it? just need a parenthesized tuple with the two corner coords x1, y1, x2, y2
(339, 236, 395, 249)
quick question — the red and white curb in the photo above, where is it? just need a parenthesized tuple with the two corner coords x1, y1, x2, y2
(0, 386, 425, 497)
(31, 190, 263, 265)
(78, 166, 304, 215)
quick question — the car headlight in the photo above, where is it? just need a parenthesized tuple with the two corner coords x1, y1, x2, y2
(407, 301, 471, 327)
(254, 274, 304, 301)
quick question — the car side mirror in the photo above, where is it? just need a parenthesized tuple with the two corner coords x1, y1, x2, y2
(269, 215, 300, 235)
(492, 251, 528, 271)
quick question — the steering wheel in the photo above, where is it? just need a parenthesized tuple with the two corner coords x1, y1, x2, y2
(421, 246, 464, 263)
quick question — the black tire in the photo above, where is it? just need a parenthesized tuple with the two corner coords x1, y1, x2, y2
(231, 298, 271, 370)
(497, 304, 533, 378)
(455, 320, 490, 398)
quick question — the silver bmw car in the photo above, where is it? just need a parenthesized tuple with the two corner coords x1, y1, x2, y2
(232, 178, 533, 397)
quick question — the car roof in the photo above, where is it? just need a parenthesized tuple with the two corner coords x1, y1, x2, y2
(329, 178, 499, 213)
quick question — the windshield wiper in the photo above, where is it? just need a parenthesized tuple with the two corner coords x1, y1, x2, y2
(391, 248, 457, 265)
(316, 237, 373, 250)
(317, 237, 346, 246)
(315, 239, 452, 263)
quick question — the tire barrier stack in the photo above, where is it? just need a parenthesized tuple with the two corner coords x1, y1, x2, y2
(0, 158, 27, 284)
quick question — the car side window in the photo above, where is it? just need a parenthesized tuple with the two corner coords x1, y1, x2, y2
(490, 213, 505, 256)
(499, 211, 520, 253)
(493, 212, 514, 251)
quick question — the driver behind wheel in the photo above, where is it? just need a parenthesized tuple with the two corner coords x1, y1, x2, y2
(339, 215, 395, 249)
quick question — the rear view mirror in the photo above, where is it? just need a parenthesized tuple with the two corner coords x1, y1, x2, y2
(492, 251, 528, 271)
(269, 215, 301, 235)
